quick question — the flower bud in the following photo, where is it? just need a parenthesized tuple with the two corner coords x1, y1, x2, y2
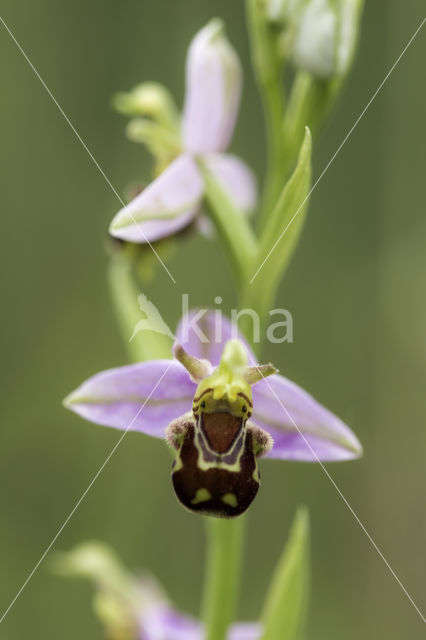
(125, 117, 180, 160)
(113, 82, 179, 130)
(292, 0, 337, 77)
(269, 0, 363, 79)
(265, 0, 293, 23)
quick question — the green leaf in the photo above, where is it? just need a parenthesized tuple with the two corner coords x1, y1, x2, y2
(260, 507, 310, 640)
(243, 128, 311, 320)
(258, 126, 312, 276)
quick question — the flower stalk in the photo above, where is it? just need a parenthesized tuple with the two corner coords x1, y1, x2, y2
(202, 164, 258, 284)
(202, 517, 245, 640)
(108, 252, 172, 362)
(246, 0, 287, 228)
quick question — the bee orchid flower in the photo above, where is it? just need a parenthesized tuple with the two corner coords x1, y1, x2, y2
(64, 311, 362, 517)
(109, 19, 256, 243)
(53, 541, 262, 640)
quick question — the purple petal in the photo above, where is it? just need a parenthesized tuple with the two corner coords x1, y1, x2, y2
(182, 20, 242, 154)
(203, 153, 257, 213)
(64, 360, 196, 438)
(252, 375, 362, 461)
(109, 154, 203, 243)
(141, 608, 203, 640)
(175, 310, 256, 367)
(113, 209, 197, 244)
(228, 622, 262, 640)
(140, 608, 260, 640)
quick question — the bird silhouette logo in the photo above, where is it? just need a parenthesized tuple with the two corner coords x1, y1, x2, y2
(130, 294, 176, 343)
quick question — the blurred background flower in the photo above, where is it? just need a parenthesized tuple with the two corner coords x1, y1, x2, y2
(109, 20, 257, 244)
(51, 541, 263, 640)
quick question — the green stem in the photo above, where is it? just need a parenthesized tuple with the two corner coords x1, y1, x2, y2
(202, 165, 258, 284)
(283, 72, 330, 167)
(202, 516, 245, 640)
(259, 79, 287, 227)
(245, 0, 286, 229)
(108, 252, 172, 363)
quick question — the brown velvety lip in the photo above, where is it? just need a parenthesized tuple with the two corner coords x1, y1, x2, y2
(201, 411, 243, 454)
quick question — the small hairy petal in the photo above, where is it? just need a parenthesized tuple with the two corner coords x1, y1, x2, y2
(64, 360, 196, 438)
(203, 153, 258, 214)
(172, 342, 213, 382)
(165, 412, 194, 450)
(182, 19, 242, 153)
(252, 374, 362, 461)
(109, 154, 203, 242)
(246, 421, 274, 459)
(175, 310, 256, 367)
(244, 363, 278, 385)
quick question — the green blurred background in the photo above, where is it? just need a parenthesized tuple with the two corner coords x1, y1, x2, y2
(1, 1, 425, 638)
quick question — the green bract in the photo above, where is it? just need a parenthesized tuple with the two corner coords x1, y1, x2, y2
(242, 128, 312, 324)
(261, 508, 310, 640)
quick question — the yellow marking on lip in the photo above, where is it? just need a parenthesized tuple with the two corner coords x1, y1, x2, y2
(221, 493, 238, 508)
(191, 488, 212, 505)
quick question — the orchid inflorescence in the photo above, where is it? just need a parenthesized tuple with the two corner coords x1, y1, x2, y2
(60, 2, 364, 639)
(65, 311, 361, 518)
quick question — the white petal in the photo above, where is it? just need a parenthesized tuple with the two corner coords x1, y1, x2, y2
(203, 153, 257, 213)
(182, 19, 242, 154)
(109, 154, 203, 242)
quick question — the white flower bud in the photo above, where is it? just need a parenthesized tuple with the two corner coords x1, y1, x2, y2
(113, 82, 179, 129)
(292, 0, 336, 77)
(270, 0, 363, 79)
